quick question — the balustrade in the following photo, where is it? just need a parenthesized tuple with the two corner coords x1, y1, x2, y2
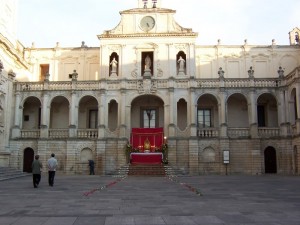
(197, 128, 219, 137)
(77, 129, 98, 139)
(15, 76, 288, 93)
(20, 129, 40, 138)
(258, 127, 280, 138)
(49, 129, 69, 138)
(227, 128, 250, 138)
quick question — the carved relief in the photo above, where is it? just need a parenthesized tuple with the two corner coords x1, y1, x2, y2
(175, 44, 187, 52)
(138, 79, 157, 94)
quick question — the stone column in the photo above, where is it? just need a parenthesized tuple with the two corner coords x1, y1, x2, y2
(98, 89, 106, 138)
(190, 87, 197, 136)
(168, 87, 175, 137)
(278, 88, 289, 136)
(11, 92, 21, 138)
(69, 91, 77, 138)
(119, 89, 126, 138)
(40, 92, 49, 138)
(249, 88, 258, 138)
(219, 90, 227, 137)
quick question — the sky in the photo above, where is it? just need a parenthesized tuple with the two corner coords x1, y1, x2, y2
(17, 0, 300, 48)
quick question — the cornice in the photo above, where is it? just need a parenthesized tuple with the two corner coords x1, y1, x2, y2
(0, 34, 29, 69)
(121, 8, 176, 14)
(98, 32, 198, 39)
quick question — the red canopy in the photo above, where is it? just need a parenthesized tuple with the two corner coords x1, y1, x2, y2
(131, 128, 164, 151)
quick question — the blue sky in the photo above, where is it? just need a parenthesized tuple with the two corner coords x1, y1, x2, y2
(17, 0, 299, 48)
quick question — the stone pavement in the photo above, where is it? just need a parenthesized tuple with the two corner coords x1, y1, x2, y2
(0, 174, 299, 225)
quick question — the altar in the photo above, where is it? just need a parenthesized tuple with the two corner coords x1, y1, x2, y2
(130, 152, 163, 164)
(129, 127, 165, 164)
(131, 127, 164, 152)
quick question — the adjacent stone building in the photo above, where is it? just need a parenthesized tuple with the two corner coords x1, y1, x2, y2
(0, 0, 300, 175)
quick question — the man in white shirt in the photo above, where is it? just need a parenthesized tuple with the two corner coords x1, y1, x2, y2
(47, 153, 58, 186)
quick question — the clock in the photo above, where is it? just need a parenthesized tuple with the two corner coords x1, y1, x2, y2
(140, 16, 155, 32)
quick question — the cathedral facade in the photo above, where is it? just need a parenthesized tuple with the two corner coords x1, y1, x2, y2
(0, 0, 300, 175)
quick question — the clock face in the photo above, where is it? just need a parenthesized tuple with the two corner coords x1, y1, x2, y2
(140, 16, 155, 32)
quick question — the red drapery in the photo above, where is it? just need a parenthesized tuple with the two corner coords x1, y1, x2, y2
(131, 128, 164, 152)
(130, 153, 163, 164)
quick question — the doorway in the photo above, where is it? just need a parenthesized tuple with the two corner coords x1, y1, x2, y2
(23, 148, 34, 173)
(264, 146, 277, 173)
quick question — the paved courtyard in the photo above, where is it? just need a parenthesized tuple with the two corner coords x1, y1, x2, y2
(0, 174, 299, 225)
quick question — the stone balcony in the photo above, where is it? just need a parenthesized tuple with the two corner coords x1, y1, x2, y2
(15, 77, 285, 93)
(19, 126, 284, 139)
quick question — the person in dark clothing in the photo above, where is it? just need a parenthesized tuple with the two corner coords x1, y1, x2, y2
(32, 155, 43, 188)
(88, 160, 95, 175)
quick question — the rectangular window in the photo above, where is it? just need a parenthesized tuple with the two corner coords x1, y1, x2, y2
(142, 109, 156, 128)
(257, 105, 265, 127)
(89, 110, 98, 129)
(40, 64, 49, 81)
(197, 109, 211, 128)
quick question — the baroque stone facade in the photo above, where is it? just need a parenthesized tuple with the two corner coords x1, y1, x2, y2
(0, 0, 300, 175)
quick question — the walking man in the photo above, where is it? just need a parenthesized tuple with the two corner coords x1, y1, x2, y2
(32, 155, 43, 188)
(88, 159, 95, 175)
(47, 153, 58, 186)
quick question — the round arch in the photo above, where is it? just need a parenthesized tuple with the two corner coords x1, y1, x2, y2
(22, 96, 42, 129)
(131, 94, 164, 128)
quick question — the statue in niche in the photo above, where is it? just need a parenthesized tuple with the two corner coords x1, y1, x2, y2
(177, 56, 185, 72)
(110, 57, 118, 74)
(145, 55, 151, 70)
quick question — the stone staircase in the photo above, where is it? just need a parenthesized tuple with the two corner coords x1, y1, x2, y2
(111, 164, 130, 177)
(111, 164, 186, 177)
(0, 167, 31, 181)
(164, 165, 186, 176)
(128, 164, 166, 176)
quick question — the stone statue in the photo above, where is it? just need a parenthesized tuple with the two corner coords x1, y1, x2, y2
(177, 56, 185, 71)
(110, 57, 118, 73)
(248, 66, 254, 78)
(277, 66, 284, 78)
(218, 67, 225, 78)
(145, 55, 151, 70)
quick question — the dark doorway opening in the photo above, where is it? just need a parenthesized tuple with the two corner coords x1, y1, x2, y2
(23, 148, 34, 173)
(264, 146, 277, 173)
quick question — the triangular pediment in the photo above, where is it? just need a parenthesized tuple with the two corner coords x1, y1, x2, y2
(98, 7, 197, 39)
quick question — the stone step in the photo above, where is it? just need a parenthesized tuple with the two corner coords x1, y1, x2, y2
(111, 164, 130, 177)
(164, 165, 186, 176)
(128, 164, 165, 176)
(0, 167, 31, 181)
